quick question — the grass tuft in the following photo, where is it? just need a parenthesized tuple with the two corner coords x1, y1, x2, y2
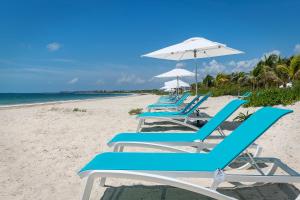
(129, 108, 143, 115)
(73, 108, 87, 112)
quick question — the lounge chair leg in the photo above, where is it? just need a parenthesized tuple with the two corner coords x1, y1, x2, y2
(99, 177, 106, 187)
(246, 152, 265, 175)
(211, 169, 225, 190)
(82, 176, 94, 200)
(136, 120, 142, 132)
(217, 126, 226, 137)
(195, 141, 204, 153)
(113, 145, 119, 152)
(136, 119, 144, 132)
(233, 145, 262, 170)
(119, 146, 124, 152)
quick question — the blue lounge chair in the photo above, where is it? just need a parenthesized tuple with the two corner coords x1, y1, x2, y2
(109, 99, 248, 154)
(79, 107, 300, 200)
(158, 92, 177, 101)
(238, 91, 252, 99)
(157, 91, 189, 104)
(137, 93, 211, 131)
(147, 93, 195, 112)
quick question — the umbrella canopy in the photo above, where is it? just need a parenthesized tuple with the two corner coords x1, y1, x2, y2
(160, 87, 175, 92)
(155, 68, 195, 78)
(143, 37, 243, 60)
(164, 79, 190, 88)
(143, 37, 243, 95)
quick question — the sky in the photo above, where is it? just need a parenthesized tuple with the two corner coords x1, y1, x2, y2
(0, 0, 300, 93)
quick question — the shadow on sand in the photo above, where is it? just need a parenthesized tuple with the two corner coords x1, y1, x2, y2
(100, 183, 299, 200)
(140, 118, 241, 132)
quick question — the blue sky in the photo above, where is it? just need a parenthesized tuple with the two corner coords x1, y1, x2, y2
(0, 0, 300, 92)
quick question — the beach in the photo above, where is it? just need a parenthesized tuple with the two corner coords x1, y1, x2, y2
(0, 94, 299, 200)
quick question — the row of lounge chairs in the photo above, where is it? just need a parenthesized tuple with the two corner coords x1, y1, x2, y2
(148, 91, 191, 111)
(78, 93, 300, 200)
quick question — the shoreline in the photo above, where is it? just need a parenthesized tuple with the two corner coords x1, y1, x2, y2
(0, 93, 139, 110)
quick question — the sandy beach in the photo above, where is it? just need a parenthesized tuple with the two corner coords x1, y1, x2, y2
(0, 94, 299, 200)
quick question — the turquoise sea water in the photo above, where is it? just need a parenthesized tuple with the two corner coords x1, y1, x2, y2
(0, 93, 131, 106)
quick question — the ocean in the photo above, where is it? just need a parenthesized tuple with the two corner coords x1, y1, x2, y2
(0, 93, 132, 106)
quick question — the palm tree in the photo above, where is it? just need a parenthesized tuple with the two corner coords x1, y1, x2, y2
(238, 74, 252, 87)
(257, 65, 282, 88)
(231, 72, 245, 84)
(275, 64, 290, 85)
(215, 73, 230, 86)
(202, 74, 214, 87)
(264, 54, 279, 69)
(252, 54, 293, 88)
(290, 55, 300, 80)
(252, 60, 265, 77)
(249, 75, 257, 90)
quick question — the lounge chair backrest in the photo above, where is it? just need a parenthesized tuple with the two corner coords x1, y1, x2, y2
(162, 92, 187, 102)
(196, 99, 247, 140)
(178, 91, 189, 99)
(246, 92, 252, 97)
(175, 92, 190, 106)
(180, 95, 202, 113)
(209, 107, 292, 170)
(182, 93, 211, 115)
(240, 91, 252, 98)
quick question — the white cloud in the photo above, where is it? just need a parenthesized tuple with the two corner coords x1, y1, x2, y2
(117, 74, 146, 84)
(228, 58, 259, 73)
(228, 60, 236, 66)
(200, 59, 226, 76)
(68, 77, 79, 84)
(46, 42, 61, 52)
(175, 62, 186, 68)
(197, 58, 259, 80)
(198, 49, 282, 79)
(261, 50, 280, 60)
(294, 44, 300, 54)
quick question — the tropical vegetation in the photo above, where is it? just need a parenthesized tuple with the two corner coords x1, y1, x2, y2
(233, 111, 252, 122)
(191, 54, 300, 106)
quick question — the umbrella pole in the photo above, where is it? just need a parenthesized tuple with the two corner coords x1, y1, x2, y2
(194, 50, 198, 96)
(177, 76, 179, 96)
(195, 61, 198, 96)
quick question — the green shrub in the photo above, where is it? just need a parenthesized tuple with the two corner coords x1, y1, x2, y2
(245, 82, 300, 107)
(211, 85, 251, 97)
(192, 84, 251, 97)
(191, 81, 300, 107)
(129, 108, 143, 115)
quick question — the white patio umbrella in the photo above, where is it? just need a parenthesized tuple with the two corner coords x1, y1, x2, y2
(143, 37, 243, 95)
(160, 86, 174, 92)
(155, 68, 194, 95)
(164, 79, 190, 89)
(155, 68, 195, 78)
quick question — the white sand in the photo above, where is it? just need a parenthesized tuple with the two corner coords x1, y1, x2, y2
(0, 94, 299, 200)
